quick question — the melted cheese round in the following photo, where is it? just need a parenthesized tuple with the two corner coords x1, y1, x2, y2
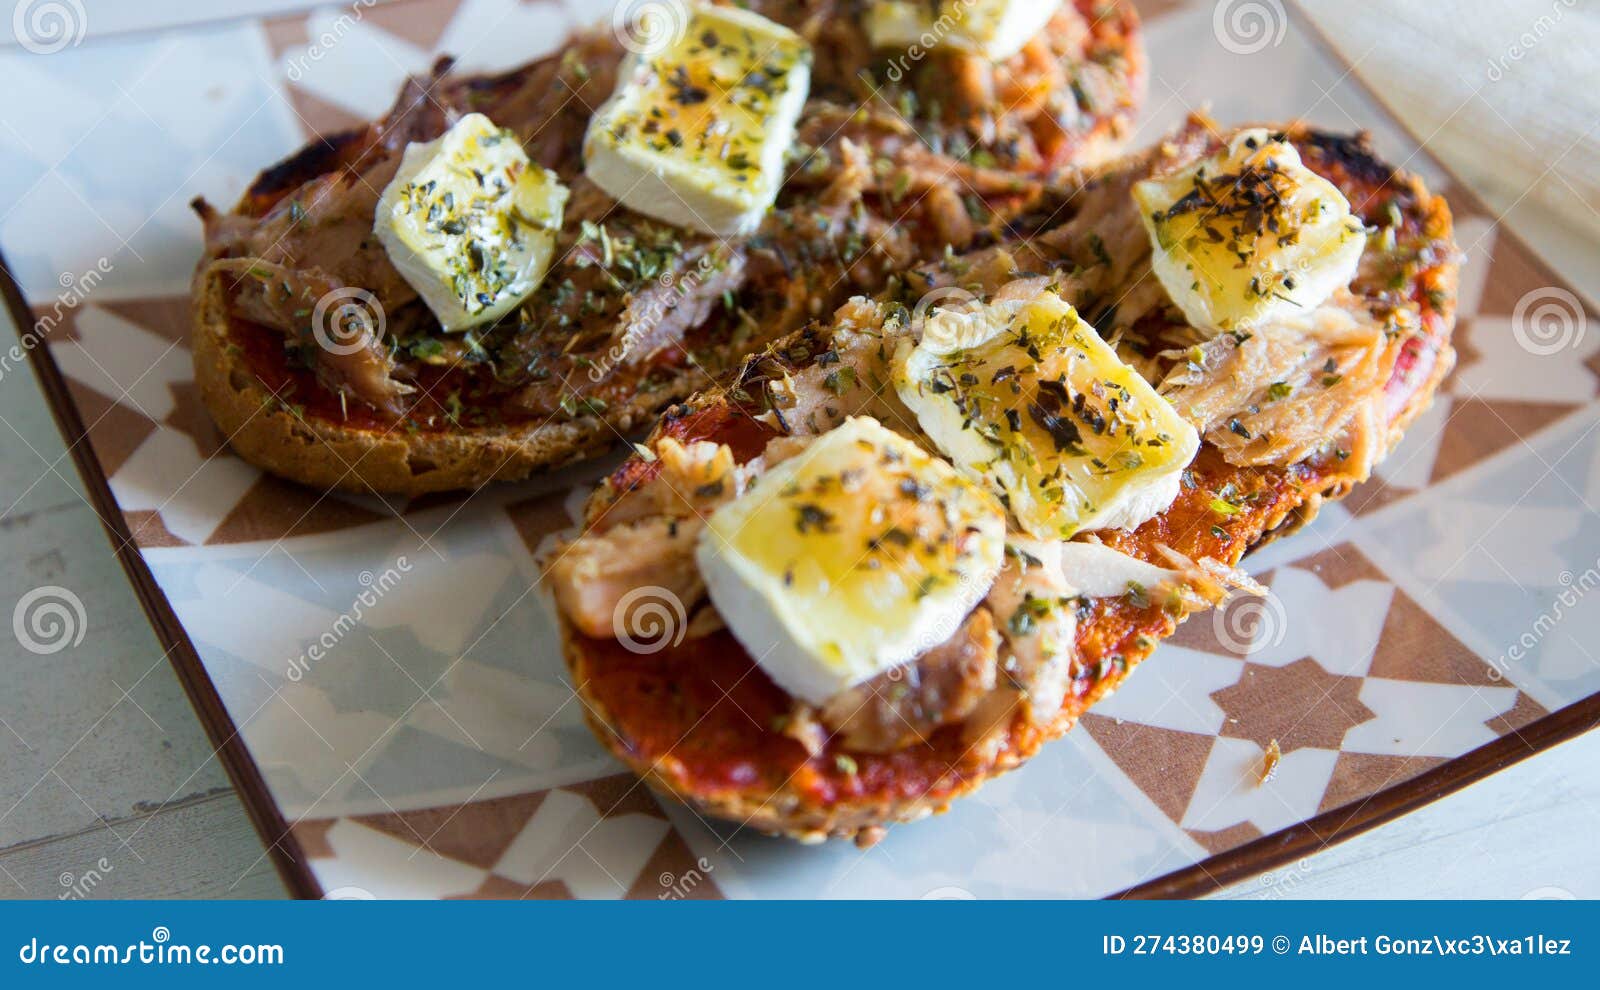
(895, 288, 1199, 540)
(584, 4, 812, 237)
(1133, 129, 1368, 336)
(696, 417, 1005, 705)
(374, 113, 568, 332)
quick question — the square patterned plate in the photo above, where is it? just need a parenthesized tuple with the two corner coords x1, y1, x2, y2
(2, 0, 1597, 898)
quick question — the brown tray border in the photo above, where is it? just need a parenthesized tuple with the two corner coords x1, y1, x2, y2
(1, 0, 1595, 901)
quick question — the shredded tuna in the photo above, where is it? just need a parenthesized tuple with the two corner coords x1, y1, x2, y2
(1156, 294, 1408, 483)
(205, 259, 414, 416)
(547, 516, 705, 640)
(818, 609, 1000, 753)
(592, 437, 741, 530)
(985, 539, 1080, 724)
(193, 1, 1143, 427)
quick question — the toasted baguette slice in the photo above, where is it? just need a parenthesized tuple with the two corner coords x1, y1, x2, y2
(554, 118, 1460, 844)
(190, 266, 707, 493)
(191, 0, 1146, 496)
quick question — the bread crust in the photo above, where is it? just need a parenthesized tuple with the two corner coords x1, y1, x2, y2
(192, 266, 710, 495)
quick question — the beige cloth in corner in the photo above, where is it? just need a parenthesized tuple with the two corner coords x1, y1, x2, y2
(1300, 0, 1600, 238)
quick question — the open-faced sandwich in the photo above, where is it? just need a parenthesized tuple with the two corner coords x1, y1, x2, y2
(548, 114, 1460, 845)
(190, 0, 1146, 494)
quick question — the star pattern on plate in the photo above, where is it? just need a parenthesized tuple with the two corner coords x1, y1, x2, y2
(1212, 658, 1377, 754)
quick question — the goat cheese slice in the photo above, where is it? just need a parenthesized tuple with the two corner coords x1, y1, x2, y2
(1133, 128, 1369, 336)
(696, 417, 1005, 706)
(584, 4, 812, 237)
(374, 113, 568, 332)
(894, 288, 1199, 540)
(865, 0, 1064, 61)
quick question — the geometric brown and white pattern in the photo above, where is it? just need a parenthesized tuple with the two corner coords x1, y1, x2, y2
(3, 0, 1596, 898)
(1084, 541, 1550, 856)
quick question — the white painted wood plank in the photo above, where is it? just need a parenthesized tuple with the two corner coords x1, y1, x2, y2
(0, 793, 285, 900)
(1217, 730, 1600, 900)
(0, 305, 235, 854)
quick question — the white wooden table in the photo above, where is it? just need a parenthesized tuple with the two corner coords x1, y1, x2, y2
(1, 0, 1597, 900)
